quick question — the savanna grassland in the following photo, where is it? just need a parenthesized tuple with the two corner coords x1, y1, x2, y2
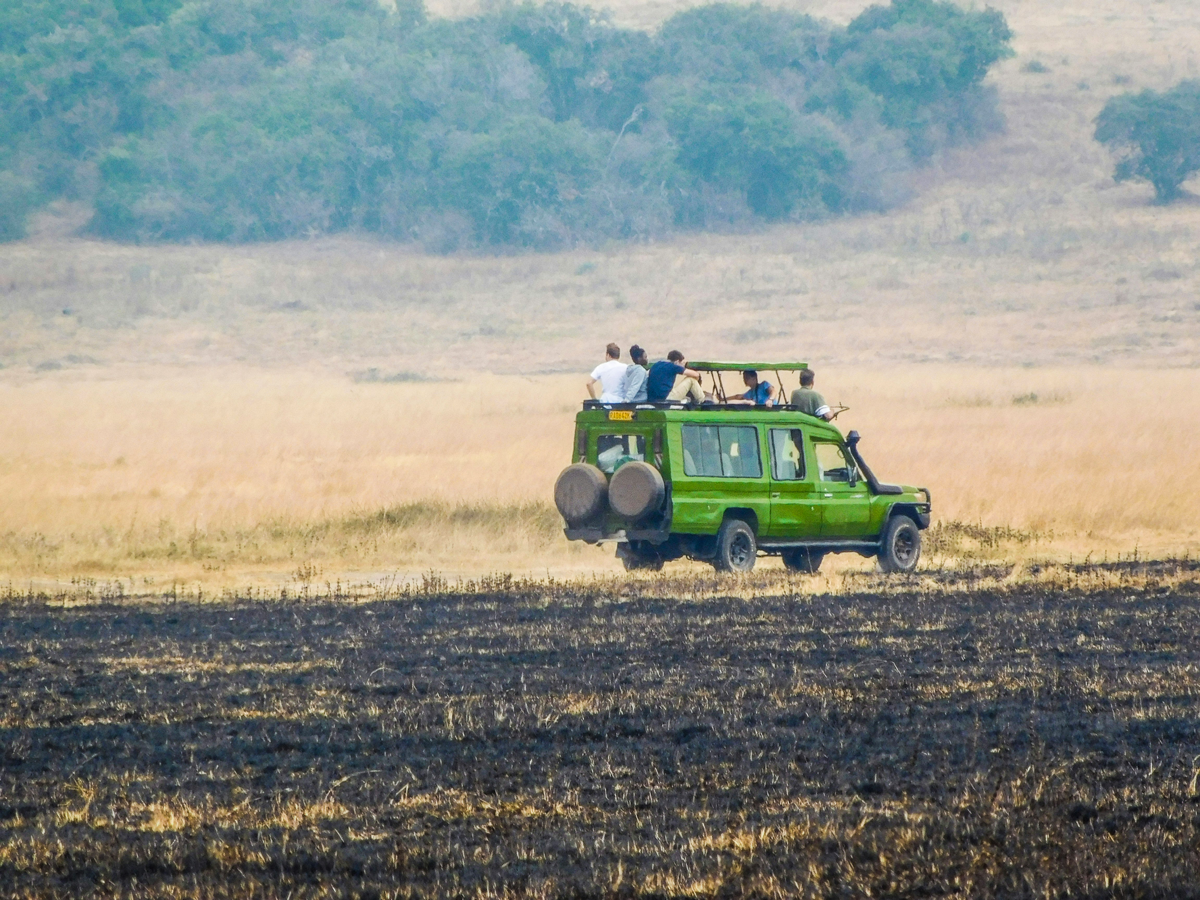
(4, 564, 1200, 897)
(2, 367, 1200, 590)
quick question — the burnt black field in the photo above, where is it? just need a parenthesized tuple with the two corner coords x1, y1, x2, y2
(3, 567, 1200, 898)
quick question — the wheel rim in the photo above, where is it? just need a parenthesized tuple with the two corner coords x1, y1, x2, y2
(729, 533, 753, 569)
(894, 527, 917, 567)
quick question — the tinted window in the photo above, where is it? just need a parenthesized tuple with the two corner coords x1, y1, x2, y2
(681, 425, 761, 478)
(596, 434, 646, 473)
(770, 429, 806, 480)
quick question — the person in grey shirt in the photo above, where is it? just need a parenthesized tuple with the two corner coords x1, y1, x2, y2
(621, 344, 649, 402)
(789, 368, 833, 420)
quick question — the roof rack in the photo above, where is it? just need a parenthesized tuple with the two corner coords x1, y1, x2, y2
(689, 361, 808, 372)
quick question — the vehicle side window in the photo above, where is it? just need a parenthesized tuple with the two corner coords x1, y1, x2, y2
(814, 442, 855, 483)
(769, 429, 806, 480)
(681, 425, 761, 478)
(596, 434, 646, 474)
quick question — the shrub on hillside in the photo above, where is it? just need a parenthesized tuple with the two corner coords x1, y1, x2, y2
(1, 0, 1013, 250)
(1095, 80, 1200, 203)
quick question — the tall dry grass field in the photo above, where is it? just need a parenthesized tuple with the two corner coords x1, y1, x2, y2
(2, 365, 1197, 587)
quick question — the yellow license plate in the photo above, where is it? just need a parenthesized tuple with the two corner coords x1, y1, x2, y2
(607, 410, 634, 421)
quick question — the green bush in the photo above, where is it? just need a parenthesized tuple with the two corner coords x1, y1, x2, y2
(439, 116, 602, 247)
(664, 87, 846, 220)
(0, 0, 1013, 249)
(1095, 80, 1200, 202)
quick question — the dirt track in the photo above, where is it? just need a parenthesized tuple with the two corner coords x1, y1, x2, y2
(3, 571, 1200, 897)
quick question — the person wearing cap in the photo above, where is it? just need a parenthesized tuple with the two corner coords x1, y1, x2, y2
(725, 369, 778, 406)
(789, 368, 833, 420)
(621, 344, 649, 403)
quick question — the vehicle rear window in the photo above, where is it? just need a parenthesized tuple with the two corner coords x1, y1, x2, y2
(596, 434, 646, 473)
(681, 425, 762, 478)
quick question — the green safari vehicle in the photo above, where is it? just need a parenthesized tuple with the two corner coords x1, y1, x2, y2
(553, 361, 931, 573)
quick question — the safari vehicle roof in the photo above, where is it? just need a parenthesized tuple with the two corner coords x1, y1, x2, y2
(689, 361, 808, 371)
(575, 404, 844, 441)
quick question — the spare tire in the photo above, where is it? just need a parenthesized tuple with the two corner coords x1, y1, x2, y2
(554, 464, 608, 526)
(609, 461, 665, 522)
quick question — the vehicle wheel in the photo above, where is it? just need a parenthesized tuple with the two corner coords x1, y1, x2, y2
(713, 519, 757, 573)
(608, 461, 665, 521)
(554, 463, 608, 526)
(781, 548, 825, 574)
(879, 515, 921, 574)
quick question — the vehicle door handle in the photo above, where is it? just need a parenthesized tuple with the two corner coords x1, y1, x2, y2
(824, 492, 833, 497)
(771, 492, 781, 498)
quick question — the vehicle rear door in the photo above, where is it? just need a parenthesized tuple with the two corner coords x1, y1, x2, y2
(811, 439, 872, 537)
(766, 428, 821, 539)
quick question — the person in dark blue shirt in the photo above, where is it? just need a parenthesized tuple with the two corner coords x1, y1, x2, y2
(726, 370, 778, 406)
(646, 350, 704, 403)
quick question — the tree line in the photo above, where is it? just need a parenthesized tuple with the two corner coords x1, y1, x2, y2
(0, 0, 1017, 248)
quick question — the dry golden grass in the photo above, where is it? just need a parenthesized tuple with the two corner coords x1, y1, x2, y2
(1, 366, 1198, 589)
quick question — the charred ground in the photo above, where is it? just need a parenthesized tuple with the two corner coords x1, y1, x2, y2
(3, 566, 1200, 898)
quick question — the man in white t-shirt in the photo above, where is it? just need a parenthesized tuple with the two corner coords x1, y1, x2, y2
(586, 343, 627, 403)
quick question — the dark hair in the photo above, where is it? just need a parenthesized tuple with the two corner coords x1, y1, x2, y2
(629, 344, 646, 362)
(606, 342, 620, 359)
(800, 368, 815, 387)
(742, 369, 758, 380)
(667, 350, 684, 362)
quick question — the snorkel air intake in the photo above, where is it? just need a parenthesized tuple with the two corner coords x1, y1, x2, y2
(845, 431, 903, 496)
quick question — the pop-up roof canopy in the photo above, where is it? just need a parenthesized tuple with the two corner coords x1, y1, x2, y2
(689, 361, 808, 371)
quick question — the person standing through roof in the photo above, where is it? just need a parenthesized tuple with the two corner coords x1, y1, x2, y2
(725, 370, 778, 406)
(621, 344, 649, 403)
(586, 343, 627, 403)
(647, 350, 704, 404)
(789, 368, 833, 420)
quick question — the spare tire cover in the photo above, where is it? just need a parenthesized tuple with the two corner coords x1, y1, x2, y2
(554, 464, 608, 526)
(608, 461, 665, 521)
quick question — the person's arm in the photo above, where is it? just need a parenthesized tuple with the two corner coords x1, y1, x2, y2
(681, 367, 701, 380)
(765, 383, 779, 406)
(586, 377, 600, 399)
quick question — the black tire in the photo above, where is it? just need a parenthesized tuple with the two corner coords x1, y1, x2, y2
(713, 518, 757, 573)
(879, 515, 921, 573)
(781, 548, 825, 574)
(608, 461, 665, 521)
(553, 464, 607, 526)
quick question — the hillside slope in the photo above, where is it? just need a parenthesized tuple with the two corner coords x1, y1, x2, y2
(1, 0, 1198, 375)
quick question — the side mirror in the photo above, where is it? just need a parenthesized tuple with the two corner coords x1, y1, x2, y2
(848, 467, 858, 487)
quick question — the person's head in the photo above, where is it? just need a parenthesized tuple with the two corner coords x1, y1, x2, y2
(629, 344, 647, 366)
(799, 368, 815, 387)
(667, 349, 685, 365)
(605, 342, 620, 360)
(742, 369, 759, 387)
